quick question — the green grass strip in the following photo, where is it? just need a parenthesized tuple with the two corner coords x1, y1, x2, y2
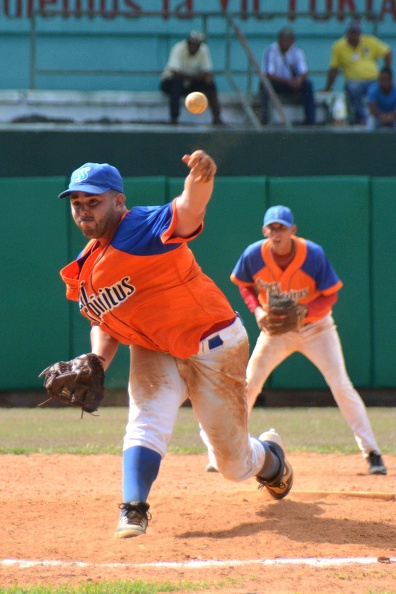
(0, 406, 394, 456)
(0, 576, 250, 593)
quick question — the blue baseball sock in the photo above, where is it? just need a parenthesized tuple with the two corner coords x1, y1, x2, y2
(122, 445, 161, 503)
(258, 441, 281, 479)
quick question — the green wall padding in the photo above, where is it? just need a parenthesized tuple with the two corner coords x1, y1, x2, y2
(0, 177, 69, 390)
(371, 178, 396, 387)
(2, 175, 395, 394)
(267, 176, 371, 390)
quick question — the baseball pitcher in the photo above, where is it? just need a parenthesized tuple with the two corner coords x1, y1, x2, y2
(39, 156, 294, 539)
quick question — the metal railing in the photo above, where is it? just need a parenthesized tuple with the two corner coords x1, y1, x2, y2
(28, 11, 256, 90)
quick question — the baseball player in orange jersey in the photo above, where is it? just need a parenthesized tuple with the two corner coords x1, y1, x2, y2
(57, 153, 294, 539)
(228, 205, 386, 476)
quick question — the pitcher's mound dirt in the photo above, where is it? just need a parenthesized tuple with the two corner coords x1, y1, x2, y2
(0, 452, 395, 593)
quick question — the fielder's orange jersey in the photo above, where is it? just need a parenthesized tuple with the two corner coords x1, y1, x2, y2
(60, 200, 235, 358)
(230, 236, 343, 325)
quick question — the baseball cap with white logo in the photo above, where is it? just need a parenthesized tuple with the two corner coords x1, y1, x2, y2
(58, 162, 123, 198)
(263, 205, 294, 227)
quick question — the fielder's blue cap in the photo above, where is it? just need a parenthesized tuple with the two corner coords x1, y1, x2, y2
(263, 205, 294, 227)
(58, 162, 123, 198)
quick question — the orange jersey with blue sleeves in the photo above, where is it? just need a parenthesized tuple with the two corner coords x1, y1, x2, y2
(60, 200, 235, 358)
(230, 236, 343, 324)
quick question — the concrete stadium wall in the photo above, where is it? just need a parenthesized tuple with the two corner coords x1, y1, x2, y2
(2, 173, 396, 395)
(1, 2, 396, 94)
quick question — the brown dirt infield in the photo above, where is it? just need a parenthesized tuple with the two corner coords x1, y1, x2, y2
(0, 452, 395, 593)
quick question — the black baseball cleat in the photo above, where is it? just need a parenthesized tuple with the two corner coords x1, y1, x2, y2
(367, 452, 387, 475)
(114, 501, 151, 538)
(256, 429, 294, 499)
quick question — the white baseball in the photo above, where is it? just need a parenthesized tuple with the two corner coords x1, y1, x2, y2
(185, 92, 208, 114)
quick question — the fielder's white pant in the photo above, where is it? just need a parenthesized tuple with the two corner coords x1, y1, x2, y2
(247, 314, 381, 458)
(123, 317, 266, 481)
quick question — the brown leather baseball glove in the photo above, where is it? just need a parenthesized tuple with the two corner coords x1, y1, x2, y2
(39, 353, 105, 415)
(264, 294, 307, 335)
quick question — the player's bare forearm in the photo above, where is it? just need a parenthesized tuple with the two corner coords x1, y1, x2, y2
(173, 150, 216, 238)
(254, 306, 267, 331)
(323, 68, 338, 91)
(90, 325, 119, 371)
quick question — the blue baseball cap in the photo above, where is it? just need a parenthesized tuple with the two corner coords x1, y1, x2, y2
(263, 205, 294, 227)
(58, 162, 123, 198)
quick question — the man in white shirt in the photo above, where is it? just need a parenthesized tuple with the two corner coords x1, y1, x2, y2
(260, 28, 316, 125)
(160, 31, 223, 125)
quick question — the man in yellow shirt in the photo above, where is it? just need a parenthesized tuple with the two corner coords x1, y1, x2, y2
(324, 20, 391, 124)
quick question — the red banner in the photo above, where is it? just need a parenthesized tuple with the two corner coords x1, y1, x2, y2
(2, 0, 395, 21)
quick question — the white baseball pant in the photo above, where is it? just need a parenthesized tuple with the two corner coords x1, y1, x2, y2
(123, 316, 266, 481)
(247, 313, 381, 458)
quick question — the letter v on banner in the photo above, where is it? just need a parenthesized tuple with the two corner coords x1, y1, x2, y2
(175, 0, 193, 17)
(380, 0, 396, 19)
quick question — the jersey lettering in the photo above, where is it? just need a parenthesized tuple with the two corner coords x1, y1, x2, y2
(256, 279, 309, 301)
(79, 276, 135, 322)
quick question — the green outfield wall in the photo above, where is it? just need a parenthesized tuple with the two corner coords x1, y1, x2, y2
(1, 173, 396, 395)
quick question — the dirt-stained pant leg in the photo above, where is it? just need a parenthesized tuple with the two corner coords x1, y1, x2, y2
(246, 331, 295, 413)
(246, 314, 381, 457)
(298, 315, 381, 457)
(177, 317, 266, 482)
(123, 345, 188, 457)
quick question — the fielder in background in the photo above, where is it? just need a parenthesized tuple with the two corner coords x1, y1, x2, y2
(324, 19, 391, 125)
(160, 31, 223, 125)
(55, 154, 294, 539)
(228, 205, 387, 476)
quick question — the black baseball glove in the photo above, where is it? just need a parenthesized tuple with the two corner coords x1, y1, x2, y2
(39, 353, 105, 415)
(264, 293, 307, 335)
